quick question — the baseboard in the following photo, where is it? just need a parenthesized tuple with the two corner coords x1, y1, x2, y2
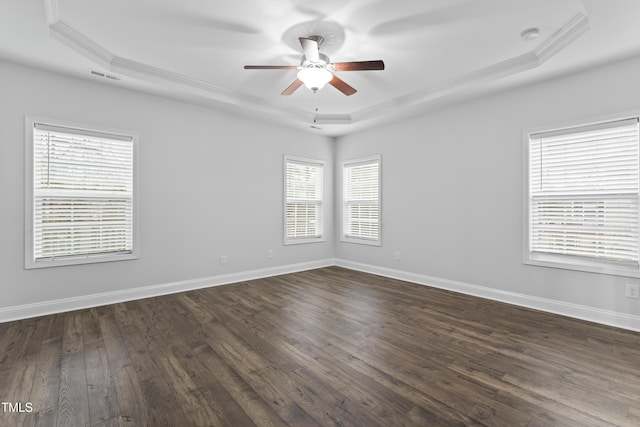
(0, 258, 336, 323)
(335, 259, 640, 333)
(4, 257, 639, 332)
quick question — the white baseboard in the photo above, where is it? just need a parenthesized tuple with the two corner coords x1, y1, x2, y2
(0, 259, 335, 323)
(335, 259, 640, 333)
(3, 257, 639, 332)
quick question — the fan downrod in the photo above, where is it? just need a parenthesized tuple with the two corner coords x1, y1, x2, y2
(307, 35, 324, 47)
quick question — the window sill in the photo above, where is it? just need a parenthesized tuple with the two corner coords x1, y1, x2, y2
(341, 236, 381, 246)
(284, 236, 326, 245)
(25, 252, 139, 269)
(524, 252, 640, 278)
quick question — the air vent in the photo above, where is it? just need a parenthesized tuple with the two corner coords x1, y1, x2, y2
(89, 69, 121, 81)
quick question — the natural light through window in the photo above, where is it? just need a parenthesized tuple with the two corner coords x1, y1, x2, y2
(525, 116, 640, 277)
(25, 117, 138, 268)
(342, 155, 381, 245)
(284, 156, 324, 245)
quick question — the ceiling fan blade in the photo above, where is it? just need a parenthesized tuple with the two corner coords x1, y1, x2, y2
(244, 65, 298, 70)
(333, 60, 385, 71)
(281, 79, 304, 96)
(329, 75, 357, 96)
(299, 37, 320, 63)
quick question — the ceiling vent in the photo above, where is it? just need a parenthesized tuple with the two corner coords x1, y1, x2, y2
(89, 69, 121, 81)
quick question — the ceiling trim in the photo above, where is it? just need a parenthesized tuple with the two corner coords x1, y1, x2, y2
(351, 12, 590, 125)
(535, 13, 591, 62)
(49, 21, 114, 67)
(46, 19, 310, 125)
(43, 0, 589, 132)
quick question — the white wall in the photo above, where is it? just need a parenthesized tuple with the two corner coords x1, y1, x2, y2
(3, 55, 640, 328)
(336, 55, 640, 320)
(0, 60, 334, 312)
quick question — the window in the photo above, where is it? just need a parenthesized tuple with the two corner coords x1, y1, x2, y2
(524, 116, 640, 277)
(25, 117, 138, 268)
(342, 155, 381, 245)
(284, 156, 325, 244)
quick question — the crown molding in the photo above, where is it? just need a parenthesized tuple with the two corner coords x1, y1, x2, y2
(351, 51, 539, 124)
(47, 21, 311, 126)
(351, 13, 590, 126)
(110, 57, 312, 124)
(44, 0, 589, 132)
(43, 0, 59, 24)
(49, 21, 113, 67)
(535, 13, 591, 64)
(313, 114, 352, 125)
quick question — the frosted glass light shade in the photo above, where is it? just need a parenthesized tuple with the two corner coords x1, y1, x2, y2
(297, 68, 333, 91)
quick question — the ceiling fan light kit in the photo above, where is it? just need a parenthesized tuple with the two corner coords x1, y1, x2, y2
(244, 35, 385, 96)
(297, 67, 333, 92)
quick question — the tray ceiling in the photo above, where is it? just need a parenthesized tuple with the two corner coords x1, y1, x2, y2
(2, 0, 640, 135)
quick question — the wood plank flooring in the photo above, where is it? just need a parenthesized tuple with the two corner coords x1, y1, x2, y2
(1, 266, 639, 426)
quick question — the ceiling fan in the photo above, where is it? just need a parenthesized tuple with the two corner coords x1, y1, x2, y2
(244, 35, 384, 96)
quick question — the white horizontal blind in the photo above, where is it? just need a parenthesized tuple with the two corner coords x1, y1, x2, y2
(285, 159, 323, 241)
(33, 123, 134, 261)
(529, 118, 640, 264)
(344, 158, 380, 242)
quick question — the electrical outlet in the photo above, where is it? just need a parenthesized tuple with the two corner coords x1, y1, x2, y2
(626, 283, 639, 299)
(220, 255, 227, 265)
(394, 251, 401, 261)
(267, 249, 273, 259)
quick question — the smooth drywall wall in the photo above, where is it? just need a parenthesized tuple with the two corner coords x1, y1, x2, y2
(0, 60, 334, 310)
(336, 55, 640, 318)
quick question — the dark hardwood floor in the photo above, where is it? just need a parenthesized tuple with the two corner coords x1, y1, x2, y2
(1, 266, 639, 426)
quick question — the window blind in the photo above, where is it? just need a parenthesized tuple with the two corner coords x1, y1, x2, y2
(285, 159, 323, 241)
(529, 118, 640, 264)
(33, 123, 134, 261)
(344, 158, 380, 242)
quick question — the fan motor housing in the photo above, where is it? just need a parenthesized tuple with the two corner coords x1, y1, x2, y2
(301, 53, 330, 68)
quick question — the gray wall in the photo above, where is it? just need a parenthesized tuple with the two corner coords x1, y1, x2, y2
(336, 55, 640, 318)
(2, 54, 640, 323)
(0, 60, 335, 309)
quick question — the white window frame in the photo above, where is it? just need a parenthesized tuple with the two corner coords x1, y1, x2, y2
(523, 113, 640, 278)
(283, 155, 326, 245)
(342, 155, 382, 246)
(25, 116, 139, 269)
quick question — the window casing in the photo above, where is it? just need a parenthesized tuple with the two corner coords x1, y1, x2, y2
(284, 156, 325, 245)
(524, 116, 640, 277)
(25, 116, 138, 268)
(342, 155, 381, 245)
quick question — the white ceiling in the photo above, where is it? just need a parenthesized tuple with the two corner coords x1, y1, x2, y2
(2, 0, 640, 136)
